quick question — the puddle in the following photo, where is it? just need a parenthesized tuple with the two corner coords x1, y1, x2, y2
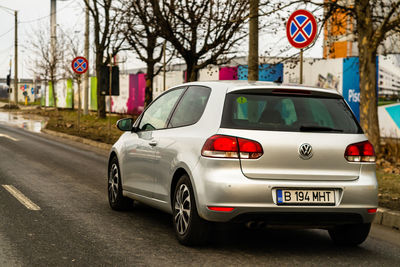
(0, 111, 46, 133)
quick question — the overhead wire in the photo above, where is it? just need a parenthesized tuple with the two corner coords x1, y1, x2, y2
(0, 5, 15, 16)
(19, 0, 76, 24)
(0, 27, 14, 39)
(0, 44, 13, 53)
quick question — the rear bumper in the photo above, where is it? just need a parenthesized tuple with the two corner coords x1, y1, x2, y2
(191, 158, 378, 226)
(231, 212, 364, 227)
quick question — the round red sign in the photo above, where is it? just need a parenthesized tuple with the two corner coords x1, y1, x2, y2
(71, 57, 89, 74)
(286, 10, 317, 49)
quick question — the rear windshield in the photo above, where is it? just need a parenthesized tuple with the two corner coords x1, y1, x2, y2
(221, 91, 363, 134)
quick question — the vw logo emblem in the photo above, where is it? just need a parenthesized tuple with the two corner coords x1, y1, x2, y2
(299, 143, 313, 160)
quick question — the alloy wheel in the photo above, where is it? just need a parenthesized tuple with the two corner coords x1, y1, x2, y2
(108, 163, 119, 203)
(174, 184, 191, 235)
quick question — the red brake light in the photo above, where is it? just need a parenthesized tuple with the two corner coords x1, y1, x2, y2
(362, 142, 375, 156)
(272, 89, 311, 95)
(367, 208, 377, 214)
(213, 136, 237, 151)
(201, 135, 263, 159)
(207, 206, 235, 212)
(345, 141, 376, 162)
(238, 137, 263, 159)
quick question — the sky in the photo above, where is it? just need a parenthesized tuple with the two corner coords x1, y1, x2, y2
(0, 0, 325, 80)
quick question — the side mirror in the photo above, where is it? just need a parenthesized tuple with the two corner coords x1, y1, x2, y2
(116, 118, 134, 131)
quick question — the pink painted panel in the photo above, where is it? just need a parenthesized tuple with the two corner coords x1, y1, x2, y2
(127, 74, 136, 114)
(219, 67, 238, 80)
(136, 73, 146, 113)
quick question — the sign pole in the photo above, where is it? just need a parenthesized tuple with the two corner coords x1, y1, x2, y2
(71, 56, 89, 136)
(300, 49, 303, 84)
(77, 75, 81, 134)
(286, 9, 317, 85)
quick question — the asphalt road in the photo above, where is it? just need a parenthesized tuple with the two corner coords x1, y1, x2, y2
(0, 122, 399, 266)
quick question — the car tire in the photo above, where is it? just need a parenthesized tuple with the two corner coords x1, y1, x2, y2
(328, 223, 371, 246)
(108, 156, 132, 211)
(173, 174, 209, 246)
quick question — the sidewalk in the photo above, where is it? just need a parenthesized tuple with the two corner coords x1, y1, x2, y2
(374, 208, 400, 230)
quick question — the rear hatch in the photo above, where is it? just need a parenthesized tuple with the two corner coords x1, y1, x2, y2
(219, 88, 365, 181)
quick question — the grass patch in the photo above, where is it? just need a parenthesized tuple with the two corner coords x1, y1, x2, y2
(378, 100, 399, 106)
(22, 108, 137, 144)
(376, 169, 400, 210)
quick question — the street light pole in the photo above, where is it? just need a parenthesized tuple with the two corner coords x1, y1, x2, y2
(83, 0, 90, 115)
(14, 10, 18, 104)
(248, 0, 259, 81)
(50, 0, 57, 108)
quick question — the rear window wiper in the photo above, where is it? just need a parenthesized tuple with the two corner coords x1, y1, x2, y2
(299, 125, 343, 132)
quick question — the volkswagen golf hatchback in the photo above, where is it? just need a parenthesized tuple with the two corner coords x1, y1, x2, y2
(108, 81, 377, 246)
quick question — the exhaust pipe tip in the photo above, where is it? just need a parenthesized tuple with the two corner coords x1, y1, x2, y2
(257, 221, 266, 228)
(246, 221, 257, 229)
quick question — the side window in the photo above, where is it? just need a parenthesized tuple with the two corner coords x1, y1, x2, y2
(138, 88, 184, 131)
(169, 86, 211, 128)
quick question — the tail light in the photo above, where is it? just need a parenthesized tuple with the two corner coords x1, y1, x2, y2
(201, 135, 263, 159)
(367, 208, 377, 214)
(207, 206, 235, 212)
(345, 141, 376, 162)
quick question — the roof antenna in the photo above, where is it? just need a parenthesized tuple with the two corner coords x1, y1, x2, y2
(274, 76, 282, 84)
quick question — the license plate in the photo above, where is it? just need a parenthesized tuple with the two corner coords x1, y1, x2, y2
(276, 189, 335, 205)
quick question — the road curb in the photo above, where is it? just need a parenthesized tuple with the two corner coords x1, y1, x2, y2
(41, 128, 112, 151)
(374, 208, 400, 230)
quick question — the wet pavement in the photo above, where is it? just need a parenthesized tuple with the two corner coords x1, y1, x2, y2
(0, 110, 45, 133)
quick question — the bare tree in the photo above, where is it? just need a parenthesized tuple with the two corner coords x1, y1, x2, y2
(28, 25, 66, 110)
(84, 0, 125, 118)
(150, 0, 249, 82)
(119, 0, 174, 107)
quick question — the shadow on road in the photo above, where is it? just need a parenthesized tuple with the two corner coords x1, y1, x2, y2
(123, 202, 374, 256)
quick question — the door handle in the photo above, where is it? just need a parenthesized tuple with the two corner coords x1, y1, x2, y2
(149, 140, 158, 146)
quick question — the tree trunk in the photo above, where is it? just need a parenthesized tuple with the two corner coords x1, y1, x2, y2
(96, 55, 106, 118)
(186, 60, 199, 82)
(358, 46, 380, 153)
(145, 64, 154, 108)
(356, 1, 380, 153)
(51, 77, 58, 111)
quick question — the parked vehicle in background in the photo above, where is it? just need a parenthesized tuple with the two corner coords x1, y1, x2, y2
(108, 81, 377, 246)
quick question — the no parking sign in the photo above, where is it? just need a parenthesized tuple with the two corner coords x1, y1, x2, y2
(71, 57, 89, 75)
(286, 10, 317, 49)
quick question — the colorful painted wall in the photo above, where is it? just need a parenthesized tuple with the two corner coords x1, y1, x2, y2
(9, 82, 35, 104)
(39, 57, 399, 128)
(379, 103, 400, 138)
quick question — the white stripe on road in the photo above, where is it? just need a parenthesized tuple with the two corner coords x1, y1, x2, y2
(0, 133, 18, 142)
(2, 185, 41, 211)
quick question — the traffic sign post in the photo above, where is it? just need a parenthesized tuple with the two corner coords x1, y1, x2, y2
(71, 57, 89, 134)
(286, 10, 317, 84)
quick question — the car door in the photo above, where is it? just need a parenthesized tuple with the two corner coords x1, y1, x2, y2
(151, 86, 212, 202)
(122, 87, 185, 198)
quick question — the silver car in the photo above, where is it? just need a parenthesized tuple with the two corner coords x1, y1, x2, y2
(108, 81, 377, 246)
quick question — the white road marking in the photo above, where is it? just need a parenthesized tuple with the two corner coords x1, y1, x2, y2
(0, 133, 18, 141)
(2, 185, 41, 211)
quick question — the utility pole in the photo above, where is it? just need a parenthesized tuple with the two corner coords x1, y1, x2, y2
(50, 0, 56, 108)
(83, 0, 89, 115)
(50, 0, 56, 62)
(248, 0, 259, 81)
(14, 10, 18, 104)
(163, 41, 166, 91)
